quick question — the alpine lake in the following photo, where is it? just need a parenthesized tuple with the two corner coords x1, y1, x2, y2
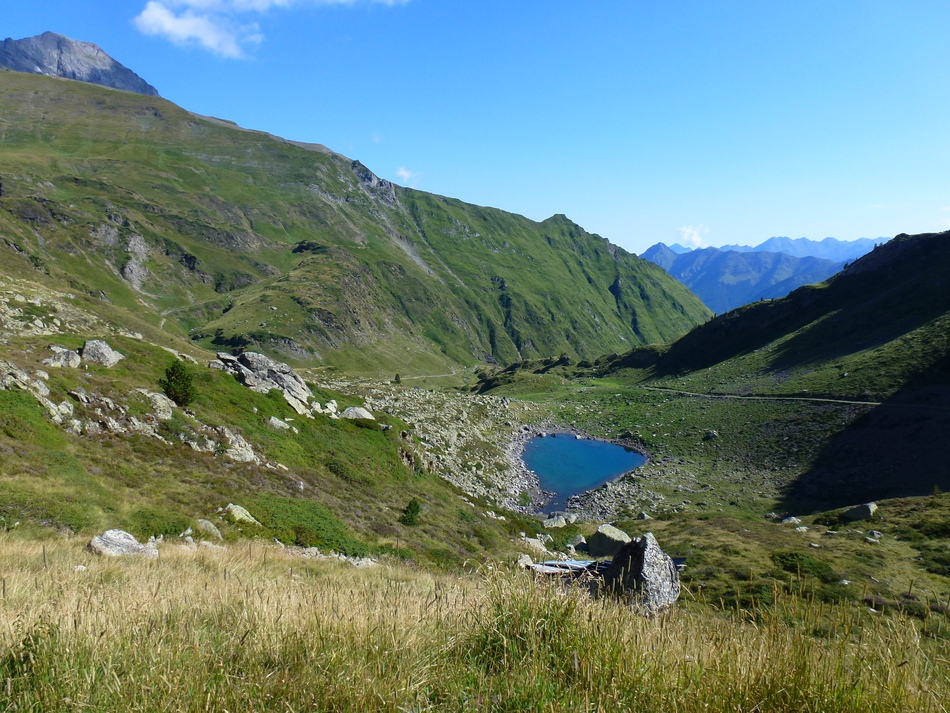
(521, 433, 647, 512)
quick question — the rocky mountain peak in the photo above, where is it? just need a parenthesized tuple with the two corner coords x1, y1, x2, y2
(0, 31, 159, 96)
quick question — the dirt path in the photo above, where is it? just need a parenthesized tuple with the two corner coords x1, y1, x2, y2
(640, 386, 950, 414)
(639, 385, 883, 407)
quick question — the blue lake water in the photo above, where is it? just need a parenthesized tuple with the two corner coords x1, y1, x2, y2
(521, 433, 647, 512)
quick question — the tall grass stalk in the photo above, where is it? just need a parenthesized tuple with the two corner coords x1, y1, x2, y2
(0, 536, 945, 712)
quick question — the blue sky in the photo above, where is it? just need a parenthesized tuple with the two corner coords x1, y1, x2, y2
(4, 1, 949, 254)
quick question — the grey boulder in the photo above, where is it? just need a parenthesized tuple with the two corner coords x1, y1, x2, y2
(81, 340, 124, 367)
(587, 523, 632, 558)
(43, 346, 81, 368)
(598, 532, 680, 615)
(196, 518, 224, 540)
(341, 406, 375, 420)
(86, 529, 158, 558)
(225, 503, 261, 526)
(217, 352, 313, 415)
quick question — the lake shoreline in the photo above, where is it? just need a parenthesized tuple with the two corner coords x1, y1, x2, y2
(506, 424, 651, 517)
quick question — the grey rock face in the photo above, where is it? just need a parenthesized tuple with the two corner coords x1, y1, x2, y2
(0, 32, 159, 96)
(599, 532, 680, 615)
(196, 519, 223, 540)
(225, 503, 261, 526)
(842, 502, 878, 522)
(135, 389, 175, 420)
(341, 406, 374, 420)
(219, 427, 259, 464)
(217, 352, 313, 415)
(81, 340, 124, 367)
(86, 529, 159, 558)
(587, 523, 632, 558)
(43, 346, 81, 368)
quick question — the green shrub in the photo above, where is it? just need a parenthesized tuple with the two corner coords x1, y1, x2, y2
(248, 495, 368, 557)
(399, 497, 422, 526)
(158, 360, 196, 407)
(771, 550, 835, 582)
(126, 507, 192, 538)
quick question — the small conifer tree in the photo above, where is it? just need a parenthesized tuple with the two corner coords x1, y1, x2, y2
(398, 497, 422, 526)
(159, 359, 196, 407)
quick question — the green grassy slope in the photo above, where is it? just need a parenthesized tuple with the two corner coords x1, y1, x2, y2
(0, 327, 545, 567)
(0, 71, 709, 375)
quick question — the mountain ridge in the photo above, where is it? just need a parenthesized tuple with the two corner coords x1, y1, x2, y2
(0, 31, 159, 96)
(640, 243, 845, 314)
(0, 70, 710, 374)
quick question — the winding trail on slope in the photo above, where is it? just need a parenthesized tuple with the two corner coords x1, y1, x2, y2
(639, 386, 950, 413)
(639, 385, 881, 407)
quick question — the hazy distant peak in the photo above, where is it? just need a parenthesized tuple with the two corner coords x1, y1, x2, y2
(719, 236, 880, 262)
(0, 31, 159, 96)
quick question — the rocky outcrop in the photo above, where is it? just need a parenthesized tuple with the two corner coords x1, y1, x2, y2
(0, 32, 159, 96)
(196, 519, 223, 540)
(212, 352, 313, 415)
(219, 427, 259, 463)
(134, 389, 175, 420)
(225, 503, 261, 526)
(341, 406, 374, 420)
(81, 340, 124, 367)
(42, 345, 81, 368)
(86, 529, 159, 558)
(344, 378, 533, 505)
(587, 523, 632, 557)
(598, 532, 680, 615)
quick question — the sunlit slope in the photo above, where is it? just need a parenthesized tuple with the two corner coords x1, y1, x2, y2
(0, 71, 710, 373)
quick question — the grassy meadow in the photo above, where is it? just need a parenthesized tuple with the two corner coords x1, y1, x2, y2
(0, 536, 947, 712)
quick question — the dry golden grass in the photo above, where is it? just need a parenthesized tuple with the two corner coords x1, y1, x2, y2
(0, 535, 946, 712)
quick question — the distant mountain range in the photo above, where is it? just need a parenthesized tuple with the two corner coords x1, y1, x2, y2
(719, 236, 883, 261)
(0, 32, 159, 96)
(641, 236, 883, 314)
(640, 243, 846, 314)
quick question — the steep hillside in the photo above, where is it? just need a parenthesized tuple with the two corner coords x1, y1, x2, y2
(641, 244, 844, 313)
(617, 230, 950, 507)
(0, 71, 709, 375)
(644, 231, 950, 394)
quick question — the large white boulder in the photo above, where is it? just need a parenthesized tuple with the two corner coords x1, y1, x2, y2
(341, 406, 375, 420)
(86, 529, 158, 558)
(81, 340, 125, 367)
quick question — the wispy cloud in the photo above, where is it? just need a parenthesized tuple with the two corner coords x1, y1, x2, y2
(396, 166, 419, 187)
(678, 224, 708, 248)
(133, 0, 409, 58)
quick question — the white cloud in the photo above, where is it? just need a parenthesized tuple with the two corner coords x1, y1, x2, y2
(134, 1, 260, 58)
(678, 224, 708, 248)
(134, 0, 409, 58)
(396, 166, 419, 187)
